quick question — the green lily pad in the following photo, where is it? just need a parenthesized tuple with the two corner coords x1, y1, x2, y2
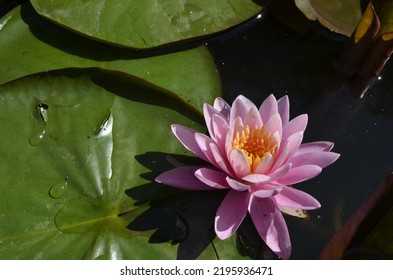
(0, 4, 221, 111)
(30, 0, 263, 49)
(0, 73, 227, 259)
(294, 0, 362, 36)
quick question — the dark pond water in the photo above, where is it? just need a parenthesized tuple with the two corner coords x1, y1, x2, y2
(207, 13, 393, 259)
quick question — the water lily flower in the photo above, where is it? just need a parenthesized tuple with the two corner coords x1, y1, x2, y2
(156, 94, 340, 259)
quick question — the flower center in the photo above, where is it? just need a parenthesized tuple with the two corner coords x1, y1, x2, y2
(232, 125, 278, 173)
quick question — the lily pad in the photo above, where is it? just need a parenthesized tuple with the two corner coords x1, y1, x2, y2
(0, 73, 225, 259)
(294, 0, 362, 36)
(0, 4, 221, 111)
(29, 0, 263, 49)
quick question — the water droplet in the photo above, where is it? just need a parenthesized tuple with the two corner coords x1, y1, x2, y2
(37, 102, 49, 123)
(29, 129, 46, 146)
(49, 179, 68, 199)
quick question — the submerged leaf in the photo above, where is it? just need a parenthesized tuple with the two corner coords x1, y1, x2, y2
(318, 174, 393, 259)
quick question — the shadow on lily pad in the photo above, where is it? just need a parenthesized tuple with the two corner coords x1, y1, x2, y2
(126, 152, 278, 260)
(126, 152, 223, 259)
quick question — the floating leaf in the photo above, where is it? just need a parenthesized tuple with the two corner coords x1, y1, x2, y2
(30, 0, 263, 49)
(294, 0, 362, 36)
(0, 73, 224, 259)
(0, 4, 221, 111)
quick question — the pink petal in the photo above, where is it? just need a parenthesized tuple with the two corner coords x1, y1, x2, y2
(194, 133, 222, 167)
(252, 183, 283, 198)
(242, 173, 271, 184)
(272, 131, 303, 171)
(211, 114, 230, 154)
(215, 189, 250, 239)
(271, 141, 290, 172)
(274, 185, 321, 209)
(249, 196, 291, 259)
(290, 151, 340, 168)
(295, 141, 334, 155)
(225, 116, 244, 156)
(228, 149, 250, 178)
(213, 97, 231, 120)
(195, 167, 230, 189)
(259, 94, 278, 124)
(244, 106, 263, 130)
(282, 114, 308, 141)
(229, 95, 256, 126)
(226, 177, 251, 191)
(194, 133, 234, 176)
(155, 166, 212, 191)
(277, 165, 322, 185)
(269, 163, 292, 181)
(277, 95, 290, 126)
(171, 125, 208, 162)
(203, 103, 219, 138)
(209, 142, 234, 176)
(264, 113, 283, 140)
(254, 153, 274, 174)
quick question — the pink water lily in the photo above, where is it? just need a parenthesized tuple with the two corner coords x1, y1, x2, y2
(156, 94, 339, 259)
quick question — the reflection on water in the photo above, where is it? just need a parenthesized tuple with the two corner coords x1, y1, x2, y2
(208, 14, 393, 259)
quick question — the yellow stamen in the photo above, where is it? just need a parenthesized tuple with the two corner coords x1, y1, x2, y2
(232, 125, 278, 173)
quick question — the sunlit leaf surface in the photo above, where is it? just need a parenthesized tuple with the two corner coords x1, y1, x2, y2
(30, 0, 262, 49)
(0, 4, 221, 111)
(0, 73, 226, 259)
